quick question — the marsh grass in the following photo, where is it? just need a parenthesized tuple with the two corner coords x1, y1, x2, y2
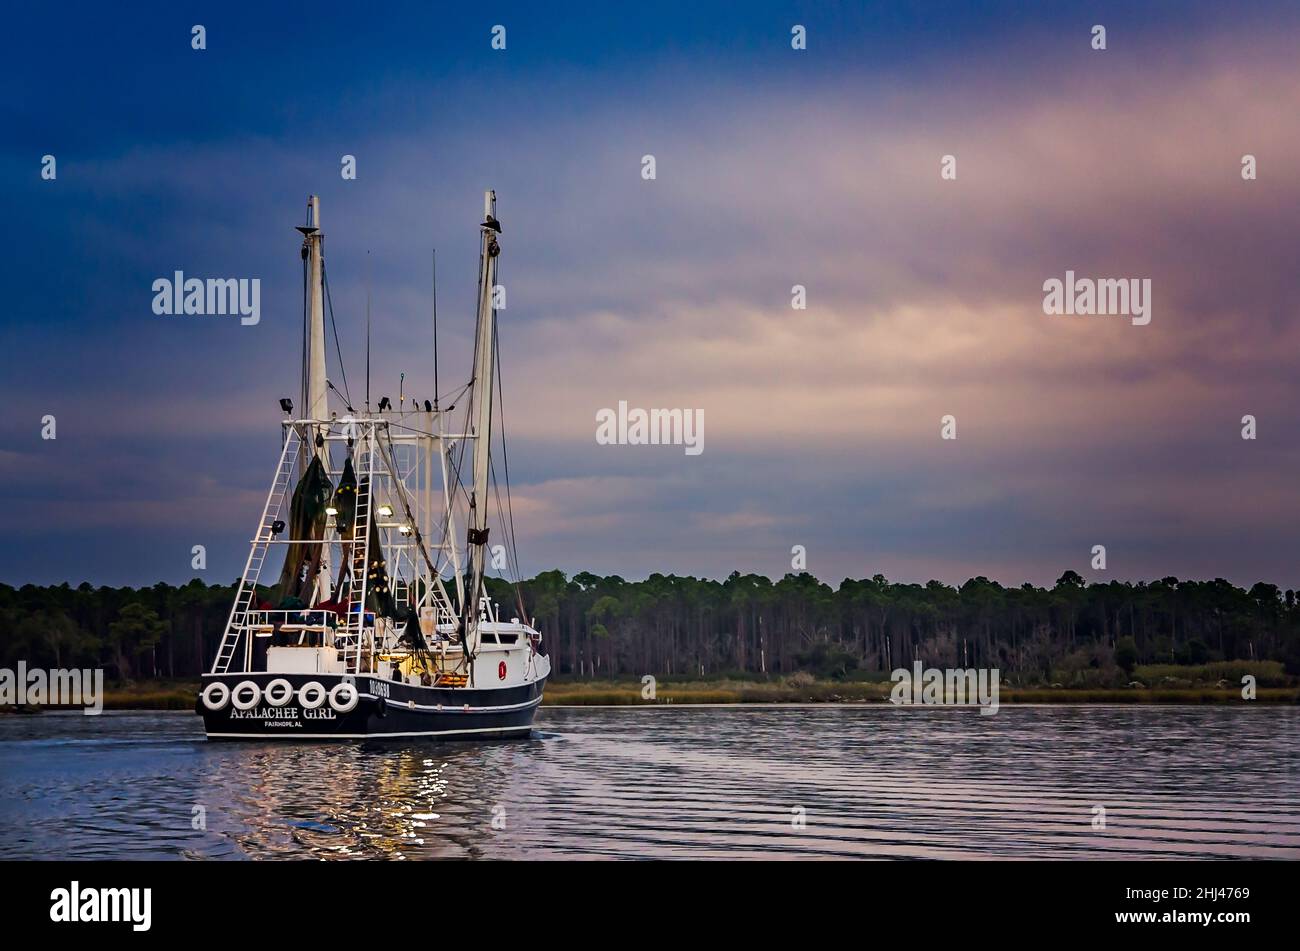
(1, 679, 199, 713)
(100, 680, 198, 711)
(1133, 660, 1287, 687)
(544, 678, 893, 705)
(542, 675, 1298, 706)
(1000, 687, 1297, 704)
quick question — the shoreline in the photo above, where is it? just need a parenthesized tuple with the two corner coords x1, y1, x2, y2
(4, 678, 1297, 713)
(538, 685, 1299, 706)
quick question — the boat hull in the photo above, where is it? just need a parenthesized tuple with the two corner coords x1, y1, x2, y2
(196, 672, 546, 740)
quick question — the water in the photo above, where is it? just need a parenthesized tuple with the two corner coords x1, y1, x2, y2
(1, 705, 1297, 859)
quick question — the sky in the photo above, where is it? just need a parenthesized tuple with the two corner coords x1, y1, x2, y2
(3, 1, 1300, 589)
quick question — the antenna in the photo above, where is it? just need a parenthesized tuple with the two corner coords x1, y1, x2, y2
(365, 250, 372, 412)
(432, 249, 440, 411)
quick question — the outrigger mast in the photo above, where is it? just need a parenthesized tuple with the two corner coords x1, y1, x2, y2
(464, 190, 501, 664)
(295, 195, 331, 605)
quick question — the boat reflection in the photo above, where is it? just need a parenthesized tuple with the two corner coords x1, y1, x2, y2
(201, 737, 544, 859)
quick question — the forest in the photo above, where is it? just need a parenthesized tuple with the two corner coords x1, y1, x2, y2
(3, 569, 1299, 686)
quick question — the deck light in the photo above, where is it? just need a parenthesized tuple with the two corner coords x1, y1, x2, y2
(279, 398, 293, 414)
(378, 504, 394, 517)
(326, 506, 338, 517)
(398, 524, 412, 535)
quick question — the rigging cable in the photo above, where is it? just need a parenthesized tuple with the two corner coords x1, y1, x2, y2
(383, 396, 475, 581)
(454, 225, 495, 666)
(432, 249, 440, 411)
(321, 259, 353, 409)
(490, 300, 529, 622)
(300, 221, 309, 423)
(365, 250, 371, 411)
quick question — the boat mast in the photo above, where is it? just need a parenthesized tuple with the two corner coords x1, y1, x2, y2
(305, 196, 329, 437)
(297, 195, 332, 603)
(465, 190, 500, 645)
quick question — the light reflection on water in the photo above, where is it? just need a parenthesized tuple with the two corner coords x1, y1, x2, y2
(1, 705, 1297, 859)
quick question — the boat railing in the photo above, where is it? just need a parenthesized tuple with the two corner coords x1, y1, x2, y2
(242, 609, 371, 651)
(241, 608, 344, 631)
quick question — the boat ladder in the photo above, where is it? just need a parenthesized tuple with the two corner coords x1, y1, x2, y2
(340, 425, 375, 673)
(212, 429, 300, 674)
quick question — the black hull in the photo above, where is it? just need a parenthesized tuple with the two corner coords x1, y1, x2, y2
(196, 672, 546, 740)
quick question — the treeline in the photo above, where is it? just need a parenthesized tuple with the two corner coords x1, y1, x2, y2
(3, 571, 1300, 684)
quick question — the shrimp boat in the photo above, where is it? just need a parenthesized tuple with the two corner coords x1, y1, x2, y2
(197, 191, 549, 739)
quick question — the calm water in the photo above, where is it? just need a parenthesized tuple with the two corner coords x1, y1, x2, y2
(1, 705, 1297, 859)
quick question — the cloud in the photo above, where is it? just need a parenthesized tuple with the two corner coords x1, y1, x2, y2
(6, 20, 1300, 587)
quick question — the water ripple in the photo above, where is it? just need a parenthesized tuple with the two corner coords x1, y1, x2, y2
(0, 705, 1296, 859)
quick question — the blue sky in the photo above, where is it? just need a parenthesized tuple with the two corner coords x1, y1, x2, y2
(4, 1, 1300, 588)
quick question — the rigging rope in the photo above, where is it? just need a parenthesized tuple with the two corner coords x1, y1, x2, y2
(300, 229, 309, 422)
(321, 260, 353, 409)
(491, 309, 529, 621)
